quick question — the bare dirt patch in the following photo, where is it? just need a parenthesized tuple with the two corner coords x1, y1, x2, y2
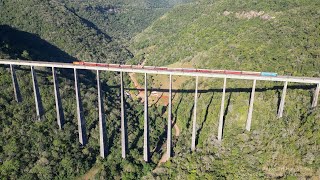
(77, 164, 102, 180)
(223, 10, 275, 20)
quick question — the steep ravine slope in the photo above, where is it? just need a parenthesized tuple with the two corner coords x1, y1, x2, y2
(0, 0, 132, 63)
(129, 0, 320, 179)
(58, 0, 193, 42)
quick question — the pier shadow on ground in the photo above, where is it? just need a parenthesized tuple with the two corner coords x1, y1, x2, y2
(195, 92, 214, 146)
(221, 92, 232, 139)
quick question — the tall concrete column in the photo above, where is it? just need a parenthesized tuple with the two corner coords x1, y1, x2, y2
(120, 71, 127, 158)
(52, 67, 64, 129)
(144, 73, 150, 162)
(312, 83, 319, 108)
(10, 64, 22, 102)
(31, 66, 43, 121)
(166, 74, 172, 158)
(218, 78, 227, 141)
(74, 68, 87, 145)
(191, 76, 198, 151)
(97, 70, 108, 158)
(246, 79, 256, 131)
(277, 81, 288, 118)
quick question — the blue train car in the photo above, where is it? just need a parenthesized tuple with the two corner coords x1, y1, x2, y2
(261, 72, 278, 77)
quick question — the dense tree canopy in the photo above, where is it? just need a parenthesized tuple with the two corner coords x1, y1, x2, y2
(131, 0, 320, 77)
(0, 0, 132, 63)
(0, 0, 319, 179)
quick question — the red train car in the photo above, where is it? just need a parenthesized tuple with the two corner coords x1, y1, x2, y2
(132, 65, 143, 69)
(182, 68, 198, 73)
(86, 62, 99, 67)
(120, 65, 133, 69)
(143, 66, 156, 70)
(155, 67, 168, 71)
(168, 68, 184, 72)
(197, 69, 211, 73)
(95, 63, 109, 67)
(224, 70, 242, 75)
(210, 70, 225, 74)
(197, 69, 212, 73)
(197, 69, 225, 74)
(108, 64, 120, 68)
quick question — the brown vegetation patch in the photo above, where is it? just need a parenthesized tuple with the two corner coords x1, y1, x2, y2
(223, 10, 275, 20)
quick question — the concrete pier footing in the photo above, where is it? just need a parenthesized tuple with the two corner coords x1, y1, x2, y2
(246, 79, 256, 131)
(144, 73, 150, 162)
(120, 71, 127, 158)
(167, 74, 172, 158)
(74, 68, 87, 145)
(52, 67, 64, 129)
(277, 81, 288, 118)
(31, 66, 43, 121)
(218, 78, 227, 141)
(312, 83, 319, 108)
(191, 76, 198, 151)
(97, 70, 108, 158)
(10, 64, 22, 102)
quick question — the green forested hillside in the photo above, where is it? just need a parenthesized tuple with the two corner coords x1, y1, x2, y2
(0, 0, 132, 63)
(0, 25, 75, 61)
(0, 0, 320, 179)
(132, 0, 320, 77)
(130, 0, 320, 179)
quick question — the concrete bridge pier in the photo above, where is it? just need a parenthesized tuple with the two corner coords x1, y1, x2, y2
(97, 70, 108, 158)
(52, 67, 64, 129)
(218, 78, 227, 141)
(10, 64, 22, 102)
(31, 66, 43, 121)
(191, 76, 198, 151)
(246, 79, 256, 131)
(144, 73, 150, 162)
(312, 83, 319, 108)
(120, 71, 128, 158)
(277, 81, 288, 118)
(167, 74, 172, 158)
(74, 68, 87, 145)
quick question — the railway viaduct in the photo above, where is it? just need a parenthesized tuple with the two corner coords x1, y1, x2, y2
(0, 59, 319, 162)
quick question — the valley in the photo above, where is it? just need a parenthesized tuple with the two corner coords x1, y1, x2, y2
(0, 0, 319, 179)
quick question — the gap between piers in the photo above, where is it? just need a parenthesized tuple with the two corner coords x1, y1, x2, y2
(128, 63, 182, 164)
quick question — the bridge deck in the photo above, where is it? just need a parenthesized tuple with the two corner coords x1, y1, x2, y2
(0, 59, 319, 84)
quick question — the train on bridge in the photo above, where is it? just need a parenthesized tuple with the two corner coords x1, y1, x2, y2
(73, 61, 278, 77)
